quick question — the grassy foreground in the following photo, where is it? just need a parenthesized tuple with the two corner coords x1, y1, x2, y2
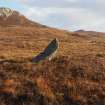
(0, 55, 105, 105)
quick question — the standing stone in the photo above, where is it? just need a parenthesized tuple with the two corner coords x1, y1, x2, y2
(32, 38, 59, 62)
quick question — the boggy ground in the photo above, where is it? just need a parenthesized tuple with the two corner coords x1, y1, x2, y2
(0, 26, 105, 105)
(0, 26, 105, 59)
(0, 55, 105, 105)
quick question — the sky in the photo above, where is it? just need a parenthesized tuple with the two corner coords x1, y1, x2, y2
(0, 0, 105, 32)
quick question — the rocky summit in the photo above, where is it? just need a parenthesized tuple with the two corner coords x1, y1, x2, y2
(0, 7, 13, 17)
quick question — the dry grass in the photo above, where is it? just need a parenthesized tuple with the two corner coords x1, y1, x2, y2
(0, 55, 105, 105)
(0, 26, 105, 105)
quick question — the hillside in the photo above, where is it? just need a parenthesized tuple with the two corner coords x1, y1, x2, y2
(0, 8, 105, 105)
(0, 7, 46, 27)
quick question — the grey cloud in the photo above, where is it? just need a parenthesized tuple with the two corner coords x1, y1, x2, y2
(10, 0, 105, 32)
(15, 0, 95, 8)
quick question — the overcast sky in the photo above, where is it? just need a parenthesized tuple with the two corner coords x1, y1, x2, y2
(0, 0, 105, 32)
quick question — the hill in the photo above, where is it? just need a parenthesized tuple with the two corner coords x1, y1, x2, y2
(0, 7, 46, 27)
(0, 7, 105, 105)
